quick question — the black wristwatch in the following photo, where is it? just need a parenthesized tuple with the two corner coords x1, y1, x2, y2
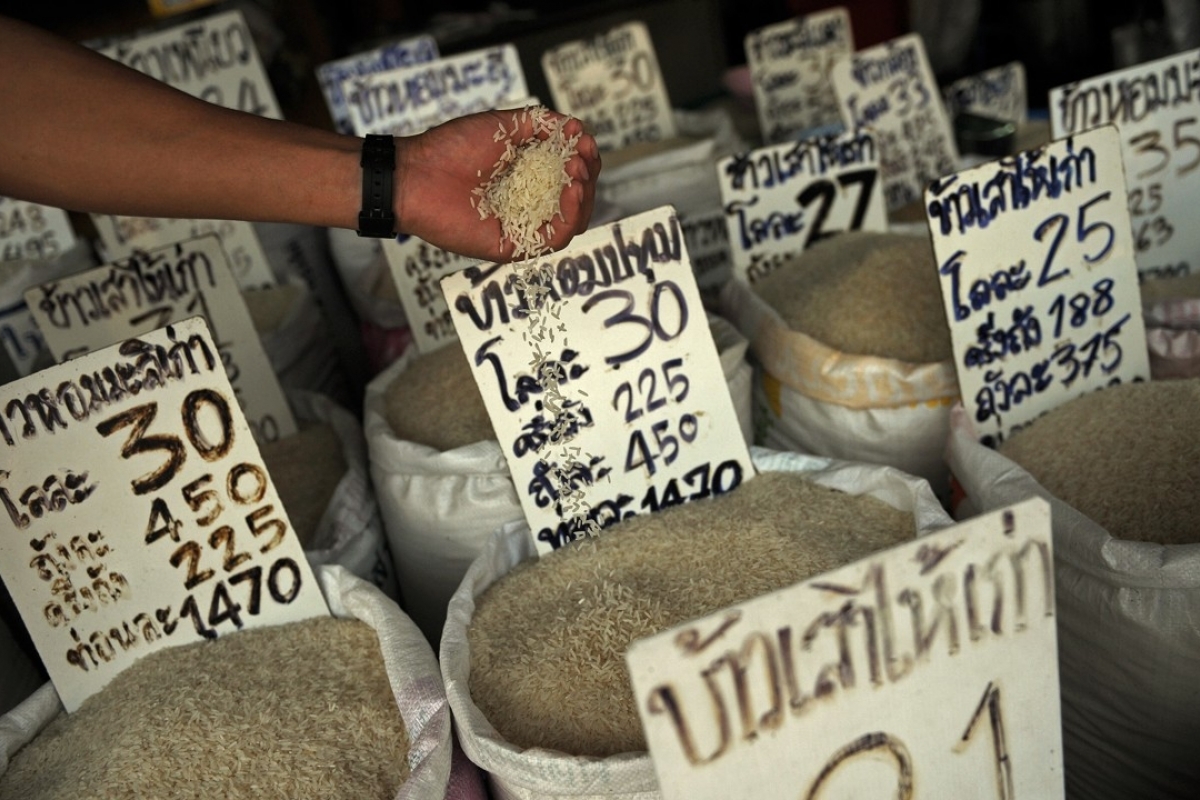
(356, 134, 397, 238)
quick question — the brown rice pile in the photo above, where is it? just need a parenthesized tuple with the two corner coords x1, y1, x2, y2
(259, 422, 347, 548)
(1140, 271, 1200, 307)
(0, 617, 409, 800)
(467, 471, 913, 756)
(384, 342, 492, 451)
(998, 378, 1200, 544)
(753, 231, 953, 364)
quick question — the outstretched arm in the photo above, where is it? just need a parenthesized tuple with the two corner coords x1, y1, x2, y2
(0, 16, 600, 262)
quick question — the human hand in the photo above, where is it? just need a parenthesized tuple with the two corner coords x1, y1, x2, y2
(394, 108, 601, 262)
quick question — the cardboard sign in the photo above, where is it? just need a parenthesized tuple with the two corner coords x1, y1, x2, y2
(1050, 48, 1200, 281)
(91, 216, 276, 290)
(627, 497, 1062, 800)
(316, 35, 439, 134)
(441, 205, 755, 554)
(26, 234, 298, 444)
(744, 8, 854, 144)
(831, 33, 959, 210)
(96, 8, 282, 119)
(718, 129, 886, 285)
(925, 125, 1149, 447)
(0, 316, 328, 712)
(382, 235, 479, 354)
(681, 210, 733, 291)
(542, 21, 677, 151)
(0, 198, 77, 266)
(343, 44, 528, 137)
(945, 62, 1028, 125)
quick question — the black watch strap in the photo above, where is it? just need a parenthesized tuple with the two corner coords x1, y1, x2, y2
(357, 134, 397, 238)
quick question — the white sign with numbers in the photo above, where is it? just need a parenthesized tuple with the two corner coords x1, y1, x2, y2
(343, 45, 528, 137)
(628, 497, 1063, 800)
(441, 205, 754, 554)
(317, 35, 439, 134)
(1050, 48, 1200, 280)
(27, 233, 297, 444)
(925, 125, 1149, 447)
(831, 33, 959, 210)
(744, 7, 854, 144)
(0, 316, 328, 712)
(945, 62, 1028, 125)
(718, 129, 885, 285)
(542, 21, 677, 152)
(382, 236, 478, 354)
(0, 198, 76, 266)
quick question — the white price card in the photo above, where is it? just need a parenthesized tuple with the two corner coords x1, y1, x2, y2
(26, 233, 298, 444)
(542, 21, 677, 151)
(0, 316, 329, 712)
(680, 210, 733, 291)
(627, 497, 1063, 800)
(924, 125, 1149, 447)
(343, 44, 529, 137)
(831, 33, 959, 211)
(945, 62, 1028, 125)
(382, 235, 479, 354)
(718, 129, 886, 285)
(441, 205, 755, 554)
(316, 35, 439, 134)
(744, 8, 854, 144)
(1050, 48, 1200, 281)
(95, 8, 282, 119)
(0, 303, 45, 377)
(91, 215, 276, 290)
(0, 198, 76, 265)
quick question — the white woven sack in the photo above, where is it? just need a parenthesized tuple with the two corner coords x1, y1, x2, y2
(327, 226, 409, 329)
(251, 280, 350, 406)
(289, 390, 399, 602)
(0, 566, 453, 800)
(944, 404, 1200, 799)
(366, 328, 756, 645)
(1145, 296, 1200, 380)
(720, 276, 959, 496)
(441, 446, 953, 800)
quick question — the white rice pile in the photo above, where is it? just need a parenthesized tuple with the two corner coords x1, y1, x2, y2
(467, 471, 914, 756)
(754, 231, 953, 364)
(998, 378, 1200, 544)
(0, 617, 410, 800)
(472, 105, 581, 260)
(258, 422, 347, 547)
(384, 343, 493, 451)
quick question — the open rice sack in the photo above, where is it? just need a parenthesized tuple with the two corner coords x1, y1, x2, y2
(944, 388, 1200, 800)
(0, 566, 455, 800)
(365, 320, 754, 645)
(441, 447, 952, 800)
(1140, 272, 1200, 380)
(261, 390, 398, 601)
(719, 232, 960, 496)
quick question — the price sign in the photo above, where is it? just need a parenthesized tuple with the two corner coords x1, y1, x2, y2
(316, 35, 439, 134)
(628, 497, 1061, 799)
(0, 198, 76, 266)
(0, 302, 45, 377)
(542, 21, 677, 151)
(26, 233, 298, 444)
(91, 215, 276, 290)
(718, 129, 885, 285)
(945, 62, 1028, 125)
(925, 125, 1149, 447)
(441, 205, 754, 554)
(343, 45, 528, 137)
(680, 210, 733, 291)
(0, 316, 329, 712)
(1050, 49, 1200, 281)
(381, 235, 479, 353)
(744, 8, 854, 144)
(831, 33, 959, 210)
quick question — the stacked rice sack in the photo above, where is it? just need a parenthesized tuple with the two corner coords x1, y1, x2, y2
(0, 567, 454, 800)
(365, 317, 752, 644)
(1139, 271, 1200, 380)
(442, 448, 953, 799)
(945, 379, 1200, 799)
(721, 231, 959, 496)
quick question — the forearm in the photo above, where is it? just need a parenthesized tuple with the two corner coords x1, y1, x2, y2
(0, 16, 362, 229)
